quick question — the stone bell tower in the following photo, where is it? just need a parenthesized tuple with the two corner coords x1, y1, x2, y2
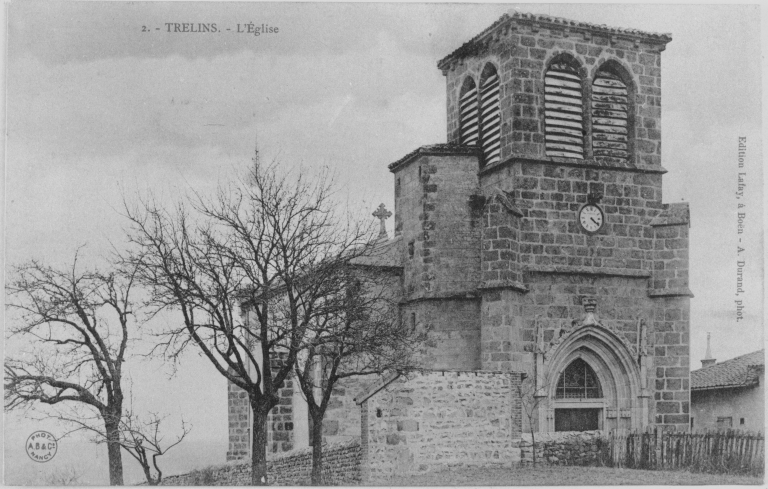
(388, 11, 691, 432)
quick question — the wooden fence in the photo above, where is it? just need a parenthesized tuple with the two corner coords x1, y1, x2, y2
(600, 429, 764, 476)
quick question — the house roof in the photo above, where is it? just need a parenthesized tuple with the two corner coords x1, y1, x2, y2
(437, 11, 673, 71)
(691, 350, 764, 391)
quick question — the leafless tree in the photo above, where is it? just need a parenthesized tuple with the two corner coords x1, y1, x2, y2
(293, 264, 424, 484)
(118, 411, 190, 485)
(121, 152, 373, 485)
(515, 371, 551, 467)
(4, 253, 137, 485)
(52, 405, 190, 486)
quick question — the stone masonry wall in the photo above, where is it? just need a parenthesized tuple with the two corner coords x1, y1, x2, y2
(322, 375, 376, 444)
(361, 370, 522, 484)
(649, 206, 691, 432)
(401, 299, 481, 371)
(226, 378, 250, 461)
(226, 354, 296, 462)
(161, 440, 361, 486)
(266, 354, 295, 454)
(476, 160, 689, 431)
(481, 163, 665, 273)
(442, 14, 666, 170)
(393, 151, 483, 370)
(394, 153, 481, 299)
(520, 431, 603, 466)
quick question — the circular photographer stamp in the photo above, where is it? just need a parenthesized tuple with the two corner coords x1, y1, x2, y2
(26, 431, 58, 463)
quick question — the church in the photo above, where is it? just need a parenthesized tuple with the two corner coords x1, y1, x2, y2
(227, 11, 692, 464)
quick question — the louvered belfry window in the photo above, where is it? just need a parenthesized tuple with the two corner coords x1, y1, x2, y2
(459, 77, 479, 146)
(479, 64, 501, 166)
(545, 62, 584, 159)
(592, 69, 629, 160)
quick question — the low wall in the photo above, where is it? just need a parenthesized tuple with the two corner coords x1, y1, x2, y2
(361, 370, 522, 483)
(520, 431, 603, 466)
(158, 440, 360, 486)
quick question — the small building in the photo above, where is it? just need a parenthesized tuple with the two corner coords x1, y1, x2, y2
(690, 349, 764, 432)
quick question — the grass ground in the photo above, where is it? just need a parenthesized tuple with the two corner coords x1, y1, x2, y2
(380, 465, 763, 486)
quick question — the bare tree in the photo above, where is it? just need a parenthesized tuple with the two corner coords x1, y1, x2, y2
(121, 153, 372, 485)
(515, 371, 551, 467)
(293, 264, 423, 484)
(4, 253, 137, 485)
(119, 411, 190, 485)
(48, 403, 189, 486)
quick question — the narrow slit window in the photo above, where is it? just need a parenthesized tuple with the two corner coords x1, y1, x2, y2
(592, 69, 629, 160)
(459, 77, 479, 146)
(479, 64, 501, 166)
(545, 62, 584, 159)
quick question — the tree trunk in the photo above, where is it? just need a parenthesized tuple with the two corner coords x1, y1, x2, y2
(251, 408, 269, 486)
(311, 415, 325, 485)
(105, 419, 124, 485)
(531, 427, 537, 467)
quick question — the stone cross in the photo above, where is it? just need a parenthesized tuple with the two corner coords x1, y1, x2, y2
(372, 203, 392, 239)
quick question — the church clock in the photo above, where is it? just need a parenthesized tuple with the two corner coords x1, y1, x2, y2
(578, 204, 604, 233)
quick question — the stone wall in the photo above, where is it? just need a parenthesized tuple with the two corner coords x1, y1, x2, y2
(520, 431, 603, 466)
(322, 376, 376, 444)
(476, 162, 690, 431)
(160, 440, 361, 486)
(226, 377, 251, 461)
(361, 370, 522, 484)
(391, 149, 484, 371)
(266, 353, 295, 454)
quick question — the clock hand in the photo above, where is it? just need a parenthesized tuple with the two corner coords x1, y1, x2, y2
(590, 217, 599, 225)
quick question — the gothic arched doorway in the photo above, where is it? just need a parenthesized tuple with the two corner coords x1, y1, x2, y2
(540, 326, 647, 432)
(554, 358, 603, 431)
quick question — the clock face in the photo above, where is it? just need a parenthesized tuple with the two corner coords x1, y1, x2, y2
(579, 204, 604, 233)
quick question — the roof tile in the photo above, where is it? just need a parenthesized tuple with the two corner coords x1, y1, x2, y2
(691, 350, 764, 391)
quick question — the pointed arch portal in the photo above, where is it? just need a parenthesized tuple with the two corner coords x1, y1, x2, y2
(540, 325, 648, 432)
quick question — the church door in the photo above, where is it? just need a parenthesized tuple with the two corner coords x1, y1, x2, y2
(555, 408, 600, 431)
(553, 358, 604, 432)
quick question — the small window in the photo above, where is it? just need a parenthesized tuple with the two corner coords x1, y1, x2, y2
(740, 418, 745, 425)
(408, 241, 414, 258)
(410, 313, 416, 332)
(545, 61, 584, 159)
(690, 417, 694, 429)
(716, 416, 733, 428)
(592, 67, 629, 160)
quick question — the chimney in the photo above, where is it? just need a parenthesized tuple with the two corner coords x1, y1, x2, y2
(701, 332, 717, 368)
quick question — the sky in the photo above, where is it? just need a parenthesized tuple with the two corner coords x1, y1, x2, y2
(2, 2, 765, 485)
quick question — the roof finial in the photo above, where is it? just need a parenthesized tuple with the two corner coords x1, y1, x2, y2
(701, 332, 717, 368)
(372, 203, 392, 239)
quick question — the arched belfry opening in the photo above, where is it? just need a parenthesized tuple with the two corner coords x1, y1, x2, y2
(538, 325, 648, 433)
(478, 63, 501, 166)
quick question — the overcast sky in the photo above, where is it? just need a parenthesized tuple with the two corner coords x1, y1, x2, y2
(3, 2, 764, 485)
